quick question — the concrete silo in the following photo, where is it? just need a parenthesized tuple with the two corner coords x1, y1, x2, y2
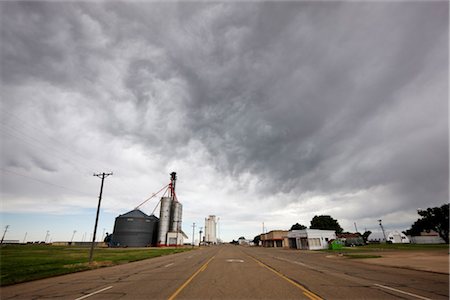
(171, 201, 182, 232)
(157, 197, 172, 246)
(111, 209, 159, 247)
(176, 202, 182, 232)
(157, 172, 187, 246)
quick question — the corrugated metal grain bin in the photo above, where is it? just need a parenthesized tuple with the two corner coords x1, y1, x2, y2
(112, 209, 159, 247)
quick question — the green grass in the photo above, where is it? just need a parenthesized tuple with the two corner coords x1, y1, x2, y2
(0, 245, 193, 286)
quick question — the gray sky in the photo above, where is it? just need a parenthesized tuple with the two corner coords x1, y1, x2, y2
(1, 1, 448, 242)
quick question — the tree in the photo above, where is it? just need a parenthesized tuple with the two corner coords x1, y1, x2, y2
(310, 215, 343, 234)
(362, 231, 372, 243)
(290, 223, 307, 230)
(253, 235, 261, 246)
(406, 204, 449, 244)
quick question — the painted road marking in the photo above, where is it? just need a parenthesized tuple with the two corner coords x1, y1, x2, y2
(275, 256, 310, 268)
(249, 256, 322, 300)
(165, 263, 174, 267)
(74, 286, 113, 300)
(226, 259, 244, 263)
(374, 284, 432, 300)
(168, 255, 215, 300)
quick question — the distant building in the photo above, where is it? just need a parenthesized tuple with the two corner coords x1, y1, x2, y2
(237, 237, 252, 246)
(408, 230, 445, 244)
(368, 231, 410, 244)
(260, 230, 289, 248)
(1, 240, 19, 244)
(288, 229, 336, 250)
(204, 215, 217, 244)
(337, 233, 364, 246)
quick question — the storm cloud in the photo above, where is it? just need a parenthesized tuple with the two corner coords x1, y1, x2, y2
(1, 1, 448, 241)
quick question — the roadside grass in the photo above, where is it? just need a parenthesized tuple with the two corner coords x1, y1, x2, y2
(0, 245, 192, 286)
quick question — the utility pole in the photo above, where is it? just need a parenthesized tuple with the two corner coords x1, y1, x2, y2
(199, 227, 203, 247)
(1, 225, 9, 245)
(89, 172, 113, 264)
(70, 230, 77, 244)
(354, 222, 359, 233)
(217, 217, 220, 244)
(23, 232, 27, 244)
(192, 223, 196, 248)
(378, 219, 387, 242)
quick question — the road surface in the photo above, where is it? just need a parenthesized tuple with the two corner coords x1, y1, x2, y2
(1, 244, 448, 299)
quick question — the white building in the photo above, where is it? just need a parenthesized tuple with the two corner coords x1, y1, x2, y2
(287, 229, 336, 250)
(204, 215, 217, 244)
(368, 231, 410, 244)
(408, 230, 445, 244)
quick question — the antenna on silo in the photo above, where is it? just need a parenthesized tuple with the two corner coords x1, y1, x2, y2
(170, 172, 177, 200)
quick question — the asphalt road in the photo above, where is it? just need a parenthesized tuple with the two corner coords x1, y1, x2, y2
(1, 245, 448, 299)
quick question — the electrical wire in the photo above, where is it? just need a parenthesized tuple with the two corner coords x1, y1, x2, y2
(134, 183, 170, 209)
(0, 111, 110, 175)
(0, 168, 91, 196)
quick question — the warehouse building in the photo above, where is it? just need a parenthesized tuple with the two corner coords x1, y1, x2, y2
(368, 231, 410, 244)
(260, 230, 289, 248)
(288, 229, 336, 250)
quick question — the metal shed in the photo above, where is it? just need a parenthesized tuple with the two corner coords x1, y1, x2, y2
(111, 209, 159, 247)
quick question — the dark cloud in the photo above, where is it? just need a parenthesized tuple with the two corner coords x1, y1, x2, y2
(1, 1, 447, 237)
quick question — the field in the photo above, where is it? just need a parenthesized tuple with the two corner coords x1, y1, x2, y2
(0, 244, 193, 286)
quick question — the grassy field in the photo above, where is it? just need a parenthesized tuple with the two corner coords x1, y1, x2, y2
(0, 244, 193, 286)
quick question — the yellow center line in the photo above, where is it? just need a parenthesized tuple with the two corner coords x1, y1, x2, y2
(167, 255, 215, 300)
(249, 255, 323, 300)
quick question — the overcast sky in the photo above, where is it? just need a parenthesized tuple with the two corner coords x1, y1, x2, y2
(1, 1, 448, 243)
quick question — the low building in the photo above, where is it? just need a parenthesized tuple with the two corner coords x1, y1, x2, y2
(260, 230, 289, 248)
(237, 237, 253, 246)
(408, 230, 445, 244)
(167, 231, 189, 246)
(288, 229, 336, 250)
(368, 231, 410, 244)
(337, 233, 364, 246)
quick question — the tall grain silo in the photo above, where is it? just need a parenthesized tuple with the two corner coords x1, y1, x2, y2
(175, 202, 182, 232)
(112, 209, 159, 247)
(157, 197, 171, 246)
(170, 201, 182, 232)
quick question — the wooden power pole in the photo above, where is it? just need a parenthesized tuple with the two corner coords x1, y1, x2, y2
(89, 172, 113, 264)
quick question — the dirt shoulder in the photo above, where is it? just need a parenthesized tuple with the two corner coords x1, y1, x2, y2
(347, 249, 449, 274)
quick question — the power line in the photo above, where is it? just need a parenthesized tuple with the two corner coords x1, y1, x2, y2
(134, 183, 170, 210)
(0, 125, 96, 175)
(0, 168, 91, 196)
(0, 111, 110, 174)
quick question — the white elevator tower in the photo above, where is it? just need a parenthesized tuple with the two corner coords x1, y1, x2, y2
(204, 215, 217, 244)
